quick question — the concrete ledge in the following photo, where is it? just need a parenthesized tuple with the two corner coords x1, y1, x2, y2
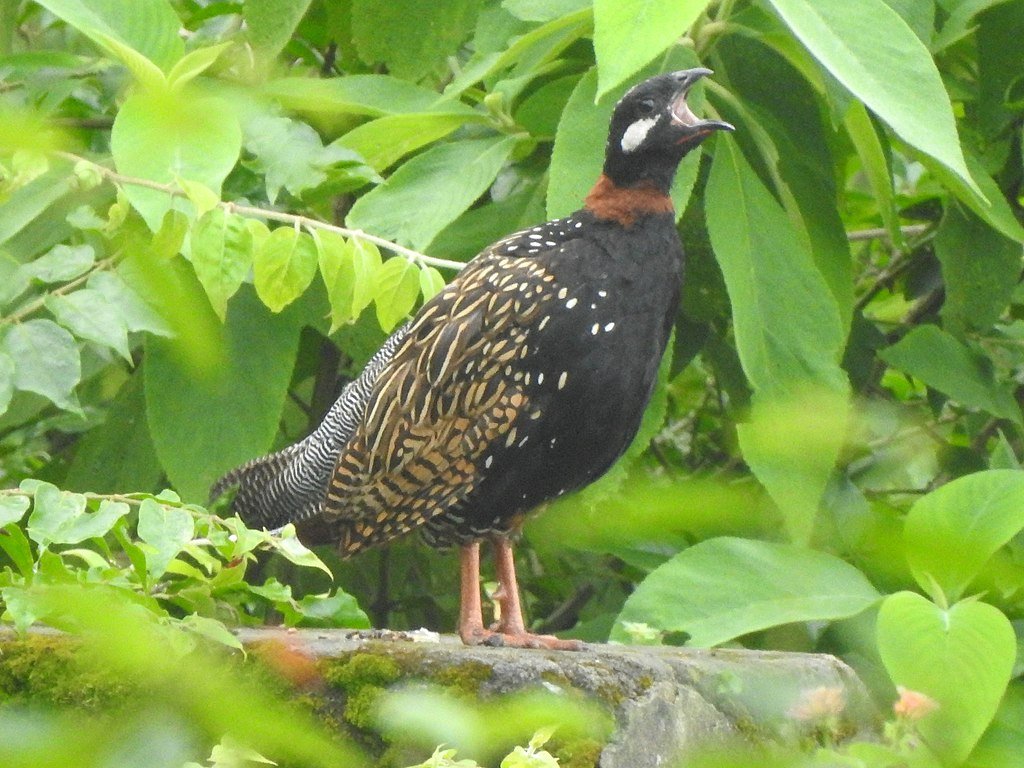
(235, 629, 880, 767)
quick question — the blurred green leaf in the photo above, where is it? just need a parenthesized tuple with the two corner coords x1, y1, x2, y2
(419, 265, 446, 301)
(611, 537, 880, 646)
(144, 287, 303, 501)
(111, 90, 241, 230)
(877, 591, 1015, 763)
(0, 494, 29, 527)
(261, 74, 474, 118)
(335, 113, 473, 172)
(252, 227, 318, 313)
(167, 42, 232, 90)
(21, 243, 95, 283)
(0, 353, 14, 415)
(27, 483, 129, 547)
(348, 136, 517, 251)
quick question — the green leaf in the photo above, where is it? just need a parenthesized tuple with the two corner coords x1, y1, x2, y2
(111, 90, 241, 230)
(33, 0, 184, 71)
(765, 0, 979, 196)
(22, 243, 95, 283)
(262, 74, 475, 118)
(88, 271, 173, 337)
(877, 591, 1015, 763)
(280, 591, 371, 629)
(0, 524, 34, 580)
(166, 42, 232, 89)
(705, 137, 849, 544)
(244, 113, 373, 203)
(880, 325, 1022, 425)
(178, 178, 220, 220)
(1, 319, 82, 412)
(46, 288, 131, 361)
(244, 0, 313, 63)
(335, 113, 472, 171)
(374, 257, 420, 331)
(935, 204, 1022, 333)
(137, 498, 195, 580)
(91, 31, 166, 91)
(348, 136, 516, 251)
(592, 0, 709, 98)
(253, 227, 319, 313)
(904, 469, 1024, 602)
(0, 495, 29, 527)
(190, 208, 254, 320)
(0, 352, 14, 415)
(843, 101, 904, 248)
(27, 483, 129, 547)
(419, 265, 446, 301)
(350, 0, 481, 80)
(144, 286, 304, 501)
(314, 230, 384, 332)
(547, 47, 701, 219)
(179, 613, 244, 651)
(610, 537, 880, 646)
(271, 525, 332, 577)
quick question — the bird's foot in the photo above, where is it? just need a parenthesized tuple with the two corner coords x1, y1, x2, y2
(460, 626, 584, 650)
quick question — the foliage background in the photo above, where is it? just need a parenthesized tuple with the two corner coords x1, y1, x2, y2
(2, 0, 1024, 765)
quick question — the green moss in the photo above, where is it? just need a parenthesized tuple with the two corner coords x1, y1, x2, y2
(426, 659, 492, 697)
(344, 684, 388, 730)
(550, 737, 604, 768)
(0, 636, 128, 709)
(323, 651, 402, 691)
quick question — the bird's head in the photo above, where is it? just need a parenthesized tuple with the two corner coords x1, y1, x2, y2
(603, 68, 734, 192)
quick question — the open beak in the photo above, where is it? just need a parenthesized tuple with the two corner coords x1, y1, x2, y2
(668, 68, 734, 136)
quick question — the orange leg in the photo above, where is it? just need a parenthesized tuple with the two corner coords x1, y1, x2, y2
(458, 538, 582, 650)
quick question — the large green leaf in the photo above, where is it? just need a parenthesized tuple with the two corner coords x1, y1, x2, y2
(244, 0, 313, 63)
(347, 135, 516, 251)
(1, 319, 81, 413)
(592, 0, 709, 98)
(877, 591, 1015, 763)
(111, 90, 241, 231)
(610, 537, 880, 646)
(27, 482, 129, 547)
(33, 0, 183, 71)
(705, 137, 849, 544)
(144, 287, 304, 501)
(547, 46, 701, 219)
(935, 204, 1022, 334)
(374, 257, 420, 332)
(904, 469, 1024, 602)
(765, 0, 978, 196)
(880, 325, 1022, 426)
(46, 288, 131, 361)
(350, 0, 481, 80)
(261, 74, 476, 118)
(335, 113, 471, 171)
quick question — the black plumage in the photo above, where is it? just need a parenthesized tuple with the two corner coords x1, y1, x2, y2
(212, 68, 733, 648)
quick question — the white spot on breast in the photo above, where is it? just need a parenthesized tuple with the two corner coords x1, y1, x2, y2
(566, 298, 578, 309)
(518, 436, 529, 448)
(574, 221, 583, 228)
(539, 316, 550, 330)
(604, 322, 616, 332)
(591, 323, 599, 335)
(529, 233, 542, 239)
(598, 290, 607, 297)
(621, 116, 659, 153)
(537, 372, 544, 384)
(485, 455, 493, 468)
(557, 287, 568, 299)
(505, 427, 518, 447)
(558, 371, 568, 389)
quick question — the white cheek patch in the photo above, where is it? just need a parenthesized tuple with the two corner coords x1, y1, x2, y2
(620, 116, 659, 153)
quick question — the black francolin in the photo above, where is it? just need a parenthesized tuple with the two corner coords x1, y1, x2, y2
(213, 69, 733, 649)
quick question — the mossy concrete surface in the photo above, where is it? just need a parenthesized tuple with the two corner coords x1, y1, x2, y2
(0, 627, 878, 767)
(237, 629, 880, 767)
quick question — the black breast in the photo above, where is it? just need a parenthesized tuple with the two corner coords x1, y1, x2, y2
(421, 209, 682, 545)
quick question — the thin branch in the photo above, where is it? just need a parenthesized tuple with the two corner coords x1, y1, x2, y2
(847, 224, 929, 242)
(52, 152, 466, 272)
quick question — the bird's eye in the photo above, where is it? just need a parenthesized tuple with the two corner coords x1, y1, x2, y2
(637, 98, 656, 115)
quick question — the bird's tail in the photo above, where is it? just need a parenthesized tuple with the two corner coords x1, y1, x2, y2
(209, 444, 306, 530)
